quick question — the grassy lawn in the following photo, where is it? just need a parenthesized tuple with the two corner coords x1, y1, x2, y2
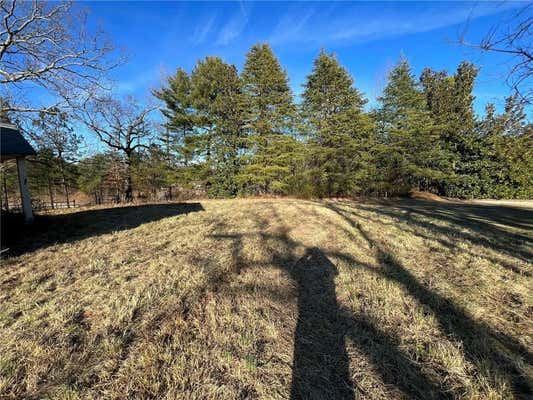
(1, 198, 532, 399)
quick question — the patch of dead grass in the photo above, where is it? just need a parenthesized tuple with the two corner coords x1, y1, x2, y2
(1, 198, 531, 399)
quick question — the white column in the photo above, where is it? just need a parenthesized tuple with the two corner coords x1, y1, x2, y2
(16, 157, 33, 223)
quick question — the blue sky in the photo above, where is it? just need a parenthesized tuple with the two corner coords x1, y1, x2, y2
(81, 1, 531, 116)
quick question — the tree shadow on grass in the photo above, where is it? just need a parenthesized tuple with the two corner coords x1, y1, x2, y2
(351, 200, 533, 268)
(335, 203, 531, 277)
(1, 203, 204, 257)
(325, 202, 533, 398)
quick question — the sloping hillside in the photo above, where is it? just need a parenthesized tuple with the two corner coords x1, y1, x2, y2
(1, 199, 531, 399)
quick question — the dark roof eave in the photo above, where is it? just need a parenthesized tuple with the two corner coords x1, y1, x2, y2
(1, 153, 36, 161)
(1, 124, 37, 157)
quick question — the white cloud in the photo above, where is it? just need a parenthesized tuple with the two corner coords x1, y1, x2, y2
(268, 2, 521, 47)
(192, 15, 216, 45)
(269, 7, 316, 45)
(215, 2, 250, 46)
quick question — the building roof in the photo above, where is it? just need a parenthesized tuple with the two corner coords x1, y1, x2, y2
(0, 123, 36, 161)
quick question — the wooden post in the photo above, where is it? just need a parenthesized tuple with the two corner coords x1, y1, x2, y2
(16, 157, 33, 223)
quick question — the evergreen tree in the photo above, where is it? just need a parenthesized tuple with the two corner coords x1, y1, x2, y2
(504, 124, 533, 199)
(190, 57, 245, 197)
(153, 68, 196, 166)
(481, 95, 533, 198)
(240, 43, 296, 195)
(132, 145, 174, 200)
(445, 62, 481, 197)
(377, 58, 450, 195)
(154, 69, 208, 193)
(77, 153, 112, 204)
(475, 103, 506, 197)
(147, 47, 532, 201)
(301, 50, 374, 197)
(420, 68, 455, 125)
(32, 109, 80, 207)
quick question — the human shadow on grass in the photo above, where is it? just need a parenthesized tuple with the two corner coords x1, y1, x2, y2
(325, 203, 533, 398)
(289, 247, 354, 400)
(211, 207, 452, 399)
(289, 247, 453, 399)
(1, 203, 204, 257)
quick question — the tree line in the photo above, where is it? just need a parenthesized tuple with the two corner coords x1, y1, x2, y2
(1, 1, 531, 208)
(154, 45, 532, 200)
(2, 43, 531, 208)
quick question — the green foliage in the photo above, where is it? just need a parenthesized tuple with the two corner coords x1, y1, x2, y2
(239, 43, 297, 195)
(376, 58, 452, 195)
(77, 153, 113, 204)
(191, 57, 245, 197)
(155, 57, 245, 197)
(301, 50, 374, 197)
(28, 110, 80, 205)
(241, 43, 295, 137)
(441, 62, 481, 197)
(473, 96, 533, 199)
(69, 48, 533, 203)
(132, 145, 172, 199)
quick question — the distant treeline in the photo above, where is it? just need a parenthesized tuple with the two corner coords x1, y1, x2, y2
(2, 44, 531, 207)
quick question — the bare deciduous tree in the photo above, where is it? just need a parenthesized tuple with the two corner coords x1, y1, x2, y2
(0, 0, 120, 116)
(458, 4, 532, 104)
(79, 96, 155, 202)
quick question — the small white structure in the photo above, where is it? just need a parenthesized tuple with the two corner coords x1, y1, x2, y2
(1, 122, 36, 223)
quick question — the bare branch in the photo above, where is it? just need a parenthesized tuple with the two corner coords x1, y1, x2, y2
(456, 4, 532, 104)
(77, 95, 156, 156)
(0, 0, 122, 118)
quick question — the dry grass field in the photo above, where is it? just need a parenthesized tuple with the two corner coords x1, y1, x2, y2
(1, 198, 532, 399)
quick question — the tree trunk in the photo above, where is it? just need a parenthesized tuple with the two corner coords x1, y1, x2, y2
(48, 178, 55, 209)
(124, 176, 133, 202)
(124, 156, 133, 202)
(64, 181, 70, 208)
(3, 173, 9, 212)
(58, 157, 70, 208)
(166, 127, 171, 160)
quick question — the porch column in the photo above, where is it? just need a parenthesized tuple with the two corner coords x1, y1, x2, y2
(16, 157, 33, 223)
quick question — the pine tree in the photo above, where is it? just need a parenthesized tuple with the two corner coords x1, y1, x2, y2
(485, 95, 532, 198)
(377, 58, 450, 195)
(153, 68, 196, 166)
(301, 50, 373, 197)
(154, 58, 245, 197)
(190, 57, 245, 197)
(77, 153, 112, 204)
(32, 109, 80, 207)
(420, 68, 455, 125)
(239, 43, 297, 195)
(443, 62, 481, 197)
(156, 69, 193, 133)
(132, 145, 173, 200)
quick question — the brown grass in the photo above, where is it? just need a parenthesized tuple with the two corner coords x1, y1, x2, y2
(1, 198, 532, 399)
